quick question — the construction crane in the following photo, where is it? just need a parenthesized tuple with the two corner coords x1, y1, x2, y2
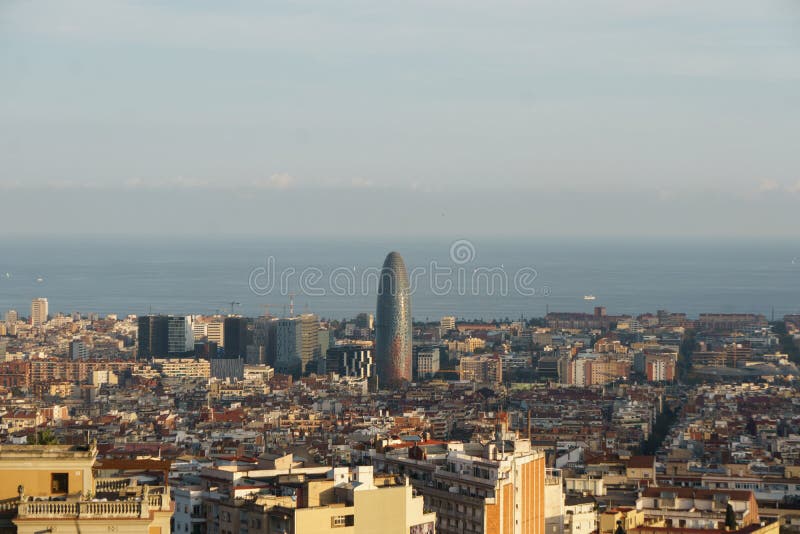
(228, 301, 240, 315)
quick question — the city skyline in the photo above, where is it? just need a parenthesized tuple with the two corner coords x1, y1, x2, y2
(2, 3, 800, 534)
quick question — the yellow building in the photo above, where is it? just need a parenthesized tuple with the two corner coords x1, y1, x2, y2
(459, 355, 503, 384)
(204, 466, 435, 534)
(625, 456, 656, 486)
(154, 358, 211, 378)
(0, 444, 172, 534)
(0, 444, 94, 500)
(600, 507, 646, 534)
(1, 411, 43, 434)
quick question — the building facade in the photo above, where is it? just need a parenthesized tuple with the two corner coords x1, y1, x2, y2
(275, 314, 319, 376)
(0, 444, 172, 534)
(370, 438, 545, 534)
(30, 298, 47, 328)
(375, 252, 412, 385)
(325, 345, 374, 379)
(414, 346, 441, 380)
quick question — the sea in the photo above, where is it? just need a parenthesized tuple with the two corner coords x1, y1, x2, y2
(0, 236, 799, 321)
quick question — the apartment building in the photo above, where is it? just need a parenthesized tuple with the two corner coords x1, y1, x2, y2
(198, 466, 434, 534)
(0, 444, 172, 534)
(370, 437, 546, 534)
(636, 487, 759, 530)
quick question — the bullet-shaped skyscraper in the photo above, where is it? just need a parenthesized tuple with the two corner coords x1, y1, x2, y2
(375, 251, 412, 384)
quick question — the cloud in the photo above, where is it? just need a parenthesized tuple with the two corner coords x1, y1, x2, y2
(350, 177, 374, 188)
(251, 173, 296, 190)
(758, 179, 780, 192)
(755, 180, 800, 195)
(787, 181, 800, 194)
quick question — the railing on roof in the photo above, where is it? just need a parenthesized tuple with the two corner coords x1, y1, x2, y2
(94, 477, 134, 493)
(16, 486, 171, 519)
(0, 497, 19, 513)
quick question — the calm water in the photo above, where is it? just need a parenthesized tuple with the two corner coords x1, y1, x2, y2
(0, 237, 798, 321)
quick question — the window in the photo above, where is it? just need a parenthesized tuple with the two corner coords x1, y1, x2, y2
(332, 515, 354, 528)
(51, 473, 68, 494)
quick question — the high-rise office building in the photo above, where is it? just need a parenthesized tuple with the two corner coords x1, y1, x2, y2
(207, 320, 224, 348)
(316, 328, 332, 363)
(325, 344, 374, 378)
(253, 316, 279, 365)
(138, 315, 193, 358)
(440, 316, 456, 333)
(375, 251, 412, 384)
(223, 316, 248, 358)
(137, 315, 169, 359)
(275, 314, 319, 375)
(192, 322, 208, 341)
(168, 315, 194, 355)
(5, 310, 18, 326)
(30, 298, 48, 327)
(299, 314, 320, 374)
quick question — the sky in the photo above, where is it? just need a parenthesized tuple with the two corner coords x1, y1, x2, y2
(1, 0, 800, 237)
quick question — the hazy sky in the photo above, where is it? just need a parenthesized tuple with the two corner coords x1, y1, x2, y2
(1, 0, 800, 237)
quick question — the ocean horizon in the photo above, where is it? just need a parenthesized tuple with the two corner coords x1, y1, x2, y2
(0, 236, 798, 321)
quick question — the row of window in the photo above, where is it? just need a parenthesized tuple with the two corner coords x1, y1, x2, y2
(332, 514, 355, 528)
(428, 498, 483, 519)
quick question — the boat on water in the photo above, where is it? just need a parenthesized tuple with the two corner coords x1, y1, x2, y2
(583, 294, 596, 301)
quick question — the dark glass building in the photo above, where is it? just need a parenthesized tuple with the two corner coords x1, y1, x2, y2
(375, 251, 412, 384)
(325, 344, 374, 378)
(137, 315, 169, 359)
(223, 316, 248, 358)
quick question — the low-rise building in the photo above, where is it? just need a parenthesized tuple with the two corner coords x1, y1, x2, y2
(0, 444, 173, 534)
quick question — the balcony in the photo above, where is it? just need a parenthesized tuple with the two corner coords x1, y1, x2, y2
(15, 486, 171, 520)
(409, 479, 491, 506)
(94, 476, 134, 493)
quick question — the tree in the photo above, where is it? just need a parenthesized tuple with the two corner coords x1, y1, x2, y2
(27, 428, 60, 445)
(614, 520, 626, 534)
(725, 503, 737, 530)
